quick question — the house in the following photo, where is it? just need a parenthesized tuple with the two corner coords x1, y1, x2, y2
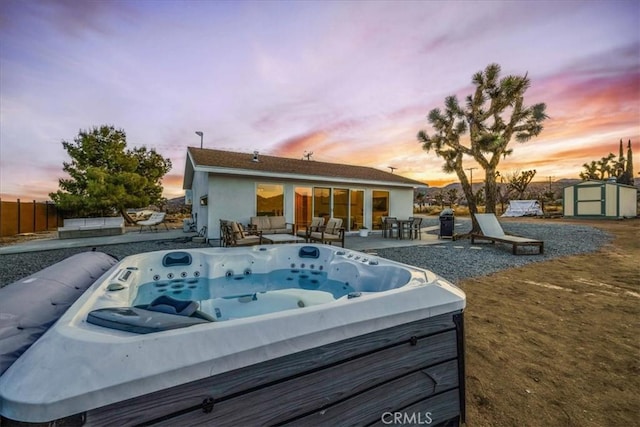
(563, 179, 638, 218)
(183, 148, 426, 241)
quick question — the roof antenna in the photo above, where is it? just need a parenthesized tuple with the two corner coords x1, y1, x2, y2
(252, 151, 259, 162)
(388, 166, 397, 173)
(303, 150, 314, 161)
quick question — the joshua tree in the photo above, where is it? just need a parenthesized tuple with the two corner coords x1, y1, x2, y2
(418, 63, 548, 232)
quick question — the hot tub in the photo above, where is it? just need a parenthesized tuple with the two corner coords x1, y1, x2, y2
(0, 244, 466, 426)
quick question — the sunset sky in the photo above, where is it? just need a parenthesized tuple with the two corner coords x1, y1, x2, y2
(1, 0, 638, 201)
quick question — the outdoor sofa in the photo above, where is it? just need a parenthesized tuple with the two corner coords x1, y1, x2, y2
(58, 217, 125, 239)
(249, 216, 294, 235)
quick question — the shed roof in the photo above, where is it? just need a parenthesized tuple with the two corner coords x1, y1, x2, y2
(183, 148, 426, 188)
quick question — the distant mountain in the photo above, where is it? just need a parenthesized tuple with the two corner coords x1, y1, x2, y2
(166, 196, 188, 213)
(421, 177, 639, 203)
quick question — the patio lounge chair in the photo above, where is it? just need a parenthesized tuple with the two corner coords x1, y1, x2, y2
(307, 218, 345, 247)
(296, 217, 324, 240)
(471, 213, 544, 255)
(138, 212, 168, 233)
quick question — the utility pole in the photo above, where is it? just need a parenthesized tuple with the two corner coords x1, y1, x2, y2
(466, 167, 477, 188)
(388, 166, 397, 174)
(303, 151, 313, 161)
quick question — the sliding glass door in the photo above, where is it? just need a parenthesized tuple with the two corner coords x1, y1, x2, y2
(294, 187, 312, 229)
(350, 190, 364, 230)
(332, 188, 349, 229)
(372, 190, 389, 229)
(313, 187, 331, 221)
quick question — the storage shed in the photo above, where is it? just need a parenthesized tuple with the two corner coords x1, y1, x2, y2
(563, 180, 638, 218)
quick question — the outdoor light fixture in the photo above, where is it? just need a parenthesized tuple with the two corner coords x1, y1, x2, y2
(195, 131, 203, 149)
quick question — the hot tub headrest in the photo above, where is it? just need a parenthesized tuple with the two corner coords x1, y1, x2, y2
(146, 295, 199, 317)
(299, 246, 320, 259)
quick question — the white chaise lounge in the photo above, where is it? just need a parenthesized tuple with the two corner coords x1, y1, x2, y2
(138, 212, 168, 233)
(471, 213, 544, 255)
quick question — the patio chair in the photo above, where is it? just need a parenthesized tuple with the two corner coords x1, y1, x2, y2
(307, 218, 345, 247)
(220, 220, 262, 247)
(409, 217, 423, 240)
(382, 217, 398, 239)
(296, 217, 324, 241)
(138, 212, 168, 233)
(471, 213, 544, 255)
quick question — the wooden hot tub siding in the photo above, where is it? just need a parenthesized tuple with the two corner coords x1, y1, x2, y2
(77, 311, 464, 426)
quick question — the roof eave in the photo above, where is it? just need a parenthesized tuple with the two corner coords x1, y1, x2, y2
(182, 151, 196, 190)
(192, 165, 421, 188)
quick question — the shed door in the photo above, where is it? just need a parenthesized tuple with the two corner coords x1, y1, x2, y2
(574, 184, 605, 216)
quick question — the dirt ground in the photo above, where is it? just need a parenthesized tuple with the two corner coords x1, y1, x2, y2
(460, 218, 639, 426)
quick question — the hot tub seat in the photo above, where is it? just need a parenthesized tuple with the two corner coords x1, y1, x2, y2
(87, 307, 211, 334)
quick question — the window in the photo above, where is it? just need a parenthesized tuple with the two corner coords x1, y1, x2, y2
(256, 184, 284, 216)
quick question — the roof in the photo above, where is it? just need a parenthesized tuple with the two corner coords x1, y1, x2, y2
(568, 179, 638, 189)
(183, 148, 426, 189)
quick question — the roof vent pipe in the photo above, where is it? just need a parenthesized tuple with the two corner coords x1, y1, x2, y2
(252, 151, 259, 162)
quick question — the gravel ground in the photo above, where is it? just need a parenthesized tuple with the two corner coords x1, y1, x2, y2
(376, 218, 613, 283)
(0, 219, 612, 287)
(0, 238, 210, 287)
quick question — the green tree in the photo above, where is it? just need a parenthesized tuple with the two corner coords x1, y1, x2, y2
(445, 188, 460, 206)
(418, 63, 547, 232)
(579, 160, 600, 181)
(579, 141, 635, 184)
(619, 140, 634, 185)
(474, 186, 485, 206)
(506, 169, 537, 199)
(50, 125, 172, 223)
(433, 191, 445, 208)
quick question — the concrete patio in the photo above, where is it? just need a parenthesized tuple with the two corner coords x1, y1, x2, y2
(0, 225, 451, 255)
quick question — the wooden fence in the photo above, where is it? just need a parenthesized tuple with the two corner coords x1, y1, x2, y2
(0, 199, 62, 237)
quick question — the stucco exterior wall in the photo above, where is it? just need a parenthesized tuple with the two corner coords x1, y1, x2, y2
(207, 175, 257, 240)
(200, 174, 417, 240)
(388, 188, 415, 219)
(191, 170, 210, 231)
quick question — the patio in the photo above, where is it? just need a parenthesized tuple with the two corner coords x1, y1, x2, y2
(0, 223, 448, 255)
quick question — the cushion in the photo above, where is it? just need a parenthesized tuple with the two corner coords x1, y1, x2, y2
(325, 218, 342, 234)
(251, 216, 271, 231)
(231, 222, 245, 239)
(269, 216, 286, 229)
(311, 217, 324, 229)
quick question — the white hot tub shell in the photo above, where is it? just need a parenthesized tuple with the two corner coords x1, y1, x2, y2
(0, 244, 466, 426)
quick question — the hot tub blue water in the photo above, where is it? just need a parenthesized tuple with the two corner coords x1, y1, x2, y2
(132, 269, 358, 321)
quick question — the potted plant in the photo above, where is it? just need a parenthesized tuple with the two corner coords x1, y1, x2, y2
(359, 227, 369, 237)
